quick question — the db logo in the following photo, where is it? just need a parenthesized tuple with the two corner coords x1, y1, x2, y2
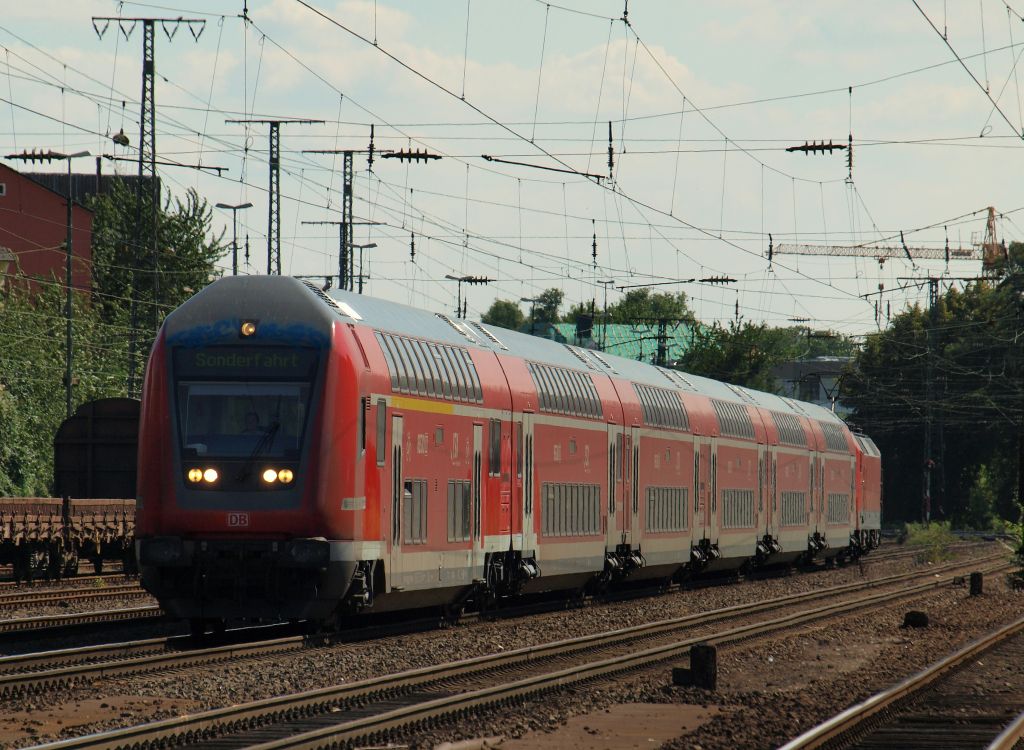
(227, 512, 249, 527)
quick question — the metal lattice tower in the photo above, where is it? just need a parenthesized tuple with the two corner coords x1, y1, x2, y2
(342, 152, 354, 290)
(268, 122, 280, 275)
(226, 118, 323, 275)
(92, 15, 205, 396)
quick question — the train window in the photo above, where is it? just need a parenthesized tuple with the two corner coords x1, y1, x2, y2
(435, 426, 444, 446)
(616, 433, 624, 480)
(488, 419, 501, 477)
(634, 383, 689, 431)
(552, 368, 570, 414)
(421, 341, 442, 399)
(544, 367, 562, 412)
(532, 364, 553, 411)
(427, 343, 452, 400)
(516, 423, 523, 478)
(447, 480, 471, 542)
(411, 340, 436, 398)
(359, 397, 367, 453)
(376, 399, 387, 466)
(819, 421, 849, 452)
(387, 335, 412, 392)
(560, 368, 578, 415)
(388, 334, 413, 393)
(569, 438, 577, 455)
(404, 479, 428, 544)
(375, 333, 400, 390)
(399, 337, 426, 395)
(566, 370, 586, 416)
(771, 411, 806, 446)
(423, 343, 444, 398)
(462, 350, 484, 402)
(446, 347, 466, 400)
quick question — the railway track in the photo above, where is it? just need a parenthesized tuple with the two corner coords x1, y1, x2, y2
(0, 604, 164, 636)
(0, 583, 149, 609)
(0, 572, 135, 590)
(25, 554, 1010, 750)
(780, 613, 1024, 750)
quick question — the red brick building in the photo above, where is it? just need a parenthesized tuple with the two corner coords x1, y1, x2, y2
(0, 163, 92, 294)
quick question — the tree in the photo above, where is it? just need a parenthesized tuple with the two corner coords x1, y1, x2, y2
(89, 179, 224, 327)
(0, 282, 131, 494)
(533, 288, 564, 324)
(677, 320, 795, 392)
(606, 289, 694, 324)
(481, 299, 525, 331)
(841, 276, 1024, 525)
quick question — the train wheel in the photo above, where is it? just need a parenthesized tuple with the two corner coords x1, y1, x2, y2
(91, 557, 103, 575)
(189, 618, 208, 639)
(63, 553, 80, 578)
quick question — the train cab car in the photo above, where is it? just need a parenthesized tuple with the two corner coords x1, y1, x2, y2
(136, 277, 359, 624)
(137, 277, 882, 629)
(852, 433, 883, 551)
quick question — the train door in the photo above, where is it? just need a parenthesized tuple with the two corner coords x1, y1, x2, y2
(389, 414, 404, 589)
(766, 446, 778, 540)
(629, 427, 641, 546)
(707, 438, 719, 543)
(472, 424, 483, 569)
(809, 451, 821, 533)
(694, 436, 711, 541)
(758, 444, 767, 537)
(494, 419, 512, 536)
(521, 413, 536, 555)
(606, 423, 622, 548)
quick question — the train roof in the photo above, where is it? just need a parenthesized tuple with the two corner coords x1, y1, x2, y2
(321, 284, 846, 427)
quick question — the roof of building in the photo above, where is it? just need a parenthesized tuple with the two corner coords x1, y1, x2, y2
(548, 322, 700, 364)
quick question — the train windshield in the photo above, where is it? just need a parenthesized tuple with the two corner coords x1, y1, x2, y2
(177, 382, 311, 459)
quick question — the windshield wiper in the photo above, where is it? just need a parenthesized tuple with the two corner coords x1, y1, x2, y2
(236, 421, 280, 481)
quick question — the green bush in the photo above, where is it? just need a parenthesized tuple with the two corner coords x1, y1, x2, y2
(904, 521, 956, 562)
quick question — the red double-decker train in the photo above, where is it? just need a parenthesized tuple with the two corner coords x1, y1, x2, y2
(136, 276, 881, 630)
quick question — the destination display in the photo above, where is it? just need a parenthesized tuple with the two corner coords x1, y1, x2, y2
(173, 346, 319, 379)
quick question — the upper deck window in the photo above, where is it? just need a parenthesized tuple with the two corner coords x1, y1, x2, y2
(819, 421, 850, 452)
(771, 411, 807, 447)
(634, 383, 690, 431)
(528, 362, 602, 419)
(375, 331, 483, 403)
(711, 398, 755, 440)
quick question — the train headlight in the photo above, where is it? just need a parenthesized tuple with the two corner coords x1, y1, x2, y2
(202, 467, 219, 483)
(278, 468, 294, 484)
(262, 468, 278, 484)
(240, 320, 257, 337)
(187, 468, 203, 483)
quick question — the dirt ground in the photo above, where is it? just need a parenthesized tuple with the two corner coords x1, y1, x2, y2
(503, 703, 722, 750)
(0, 695, 198, 747)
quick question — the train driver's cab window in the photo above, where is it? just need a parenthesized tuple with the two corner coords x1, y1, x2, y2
(177, 382, 309, 458)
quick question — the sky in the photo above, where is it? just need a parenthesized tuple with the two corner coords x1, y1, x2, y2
(2, 0, 1022, 337)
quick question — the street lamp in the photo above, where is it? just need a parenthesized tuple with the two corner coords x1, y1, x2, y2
(445, 274, 492, 318)
(520, 297, 539, 336)
(215, 202, 253, 276)
(352, 242, 377, 294)
(4, 149, 90, 421)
